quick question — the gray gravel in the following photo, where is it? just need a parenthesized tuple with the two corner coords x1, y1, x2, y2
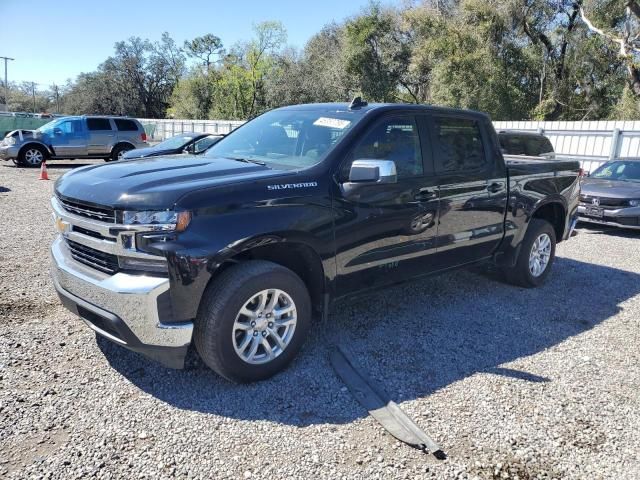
(1, 159, 640, 479)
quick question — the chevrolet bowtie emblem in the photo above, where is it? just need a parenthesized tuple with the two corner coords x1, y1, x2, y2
(55, 216, 68, 233)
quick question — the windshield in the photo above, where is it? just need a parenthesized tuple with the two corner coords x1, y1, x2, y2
(155, 135, 195, 150)
(36, 118, 65, 134)
(205, 109, 359, 169)
(591, 160, 640, 182)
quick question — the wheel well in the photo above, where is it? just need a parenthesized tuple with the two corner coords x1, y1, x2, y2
(19, 142, 50, 157)
(214, 242, 326, 314)
(112, 142, 135, 153)
(531, 203, 565, 240)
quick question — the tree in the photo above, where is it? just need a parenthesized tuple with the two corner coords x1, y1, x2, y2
(580, 0, 640, 98)
(344, 2, 412, 102)
(184, 34, 224, 72)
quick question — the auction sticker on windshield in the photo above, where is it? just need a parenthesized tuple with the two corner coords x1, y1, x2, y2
(313, 117, 351, 129)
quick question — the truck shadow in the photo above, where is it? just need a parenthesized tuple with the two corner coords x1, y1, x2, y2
(98, 257, 639, 426)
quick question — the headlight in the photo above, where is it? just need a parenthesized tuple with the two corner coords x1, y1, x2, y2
(629, 199, 640, 207)
(3, 136, 15, 146)
(122, 210, 191, 232)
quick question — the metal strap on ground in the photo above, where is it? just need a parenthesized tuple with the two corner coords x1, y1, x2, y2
(330, 344, 444, 458)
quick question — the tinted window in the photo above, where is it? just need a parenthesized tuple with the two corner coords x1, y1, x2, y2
(351, 116, 423, 178)
(433, 117, 486, 173)
(524, 136, 553, 156)
(86, 118, 112, 131)
(114, 119, 139, 131)
(499, 133, 554, 157)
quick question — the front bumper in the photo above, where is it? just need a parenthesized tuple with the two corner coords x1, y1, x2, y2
(51, 236, 193, 368)
(0, 144, 19, 160)
(577, 205, 640, 230)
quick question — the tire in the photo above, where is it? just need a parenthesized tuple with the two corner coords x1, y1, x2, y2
(504, 218, 556, 288)
(17, 145, 47, 168)
(108, 144, 134, 162)
(194, 260, 312, 382)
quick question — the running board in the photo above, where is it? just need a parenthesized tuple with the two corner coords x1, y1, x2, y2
(330, 345, 445, 458)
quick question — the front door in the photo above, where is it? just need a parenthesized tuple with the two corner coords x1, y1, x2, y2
(51, 118, 87, 158)
(427, 114, 508, 268)
(333, 114, 440, 296)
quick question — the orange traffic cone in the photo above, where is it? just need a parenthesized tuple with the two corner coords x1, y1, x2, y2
(39, 161, 49, 181)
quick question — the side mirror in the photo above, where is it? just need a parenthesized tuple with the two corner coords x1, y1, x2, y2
(348, 159, 397, 184)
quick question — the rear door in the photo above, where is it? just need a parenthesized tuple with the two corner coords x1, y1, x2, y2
(86, 117, 116, 156)
(428, 115, 507, 267)
(334, 114, 440, 295)
(50, 118, 87, 158)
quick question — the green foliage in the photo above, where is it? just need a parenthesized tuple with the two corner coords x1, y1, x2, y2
(610, 86, 640, 119)
(49, 1, 638, 120)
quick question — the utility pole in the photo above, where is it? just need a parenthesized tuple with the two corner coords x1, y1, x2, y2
(52, 83, 60, 113)
(29, 81, 37, 113)
(0, 56, 14, 111)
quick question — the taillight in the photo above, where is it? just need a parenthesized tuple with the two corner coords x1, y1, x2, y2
(141, 132, 147, 142)
(578, 168, 585, 177)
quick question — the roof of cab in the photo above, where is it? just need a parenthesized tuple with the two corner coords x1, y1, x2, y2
(278, 102, 491, 120)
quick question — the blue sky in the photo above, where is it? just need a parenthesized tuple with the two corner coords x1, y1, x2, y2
(0, 0, 376, 88)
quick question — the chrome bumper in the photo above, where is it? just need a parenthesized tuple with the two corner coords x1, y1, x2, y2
(577, 205, 640, 230)
(51, 235, 193, 366)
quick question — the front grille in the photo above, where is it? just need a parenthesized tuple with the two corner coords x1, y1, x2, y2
(579, 195, 628, 207)
(66, 239, 120, 275)
(59, 197, 116, 223)
(72, 225, 114, 241)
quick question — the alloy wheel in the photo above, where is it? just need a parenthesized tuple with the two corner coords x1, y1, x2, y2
(232, 289, 297, 364)
(529, 233, 551, 277)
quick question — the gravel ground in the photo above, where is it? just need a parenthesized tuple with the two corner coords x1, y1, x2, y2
(1, 160, 639, 479)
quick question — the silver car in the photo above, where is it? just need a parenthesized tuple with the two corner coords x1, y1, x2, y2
(0, 116, 149, 167)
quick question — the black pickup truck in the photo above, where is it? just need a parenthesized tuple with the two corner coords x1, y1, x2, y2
(50, 101, 580, 382)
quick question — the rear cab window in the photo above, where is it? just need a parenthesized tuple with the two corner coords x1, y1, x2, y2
(431, 116, 487, 174)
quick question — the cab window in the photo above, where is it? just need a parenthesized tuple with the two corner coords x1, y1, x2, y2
(433, 116, 486, 173)
(350, 116, 423, 178)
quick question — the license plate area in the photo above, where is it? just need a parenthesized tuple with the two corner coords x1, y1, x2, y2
(585, 206, 604, 218)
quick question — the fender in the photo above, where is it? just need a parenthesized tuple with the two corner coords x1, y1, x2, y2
(150, 201, 336, 322)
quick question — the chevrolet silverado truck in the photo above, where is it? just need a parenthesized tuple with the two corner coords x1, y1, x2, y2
(50, 101, 581, 382)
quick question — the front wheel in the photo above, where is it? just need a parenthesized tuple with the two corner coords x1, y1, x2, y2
(503, 218, 556, 288)
(17, 145, 47, 167)
(194, 260, 311, 382)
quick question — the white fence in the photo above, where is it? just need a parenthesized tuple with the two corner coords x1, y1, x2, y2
(138, 118, 245, 141)
(138, 117, 640, 174)
(494, 120, 640, 173)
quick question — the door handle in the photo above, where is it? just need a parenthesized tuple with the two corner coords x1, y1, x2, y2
(414, 188, 437, 201)
(487, 182, 505, 193)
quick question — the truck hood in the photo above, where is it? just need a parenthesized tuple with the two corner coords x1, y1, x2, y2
(581, 178, 640, 198)
(55, 155, 293, 209)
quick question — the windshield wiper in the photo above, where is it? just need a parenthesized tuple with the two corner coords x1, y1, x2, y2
(228, 156, 266, 166)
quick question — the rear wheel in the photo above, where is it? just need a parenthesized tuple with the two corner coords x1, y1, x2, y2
(194, 260, 311, 382)
(108, 144, 133, 162)
(503, 218, 556, 288)
(17, 145, 47, 168)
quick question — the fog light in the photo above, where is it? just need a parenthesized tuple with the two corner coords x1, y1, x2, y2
(118, 256, 168, 273)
